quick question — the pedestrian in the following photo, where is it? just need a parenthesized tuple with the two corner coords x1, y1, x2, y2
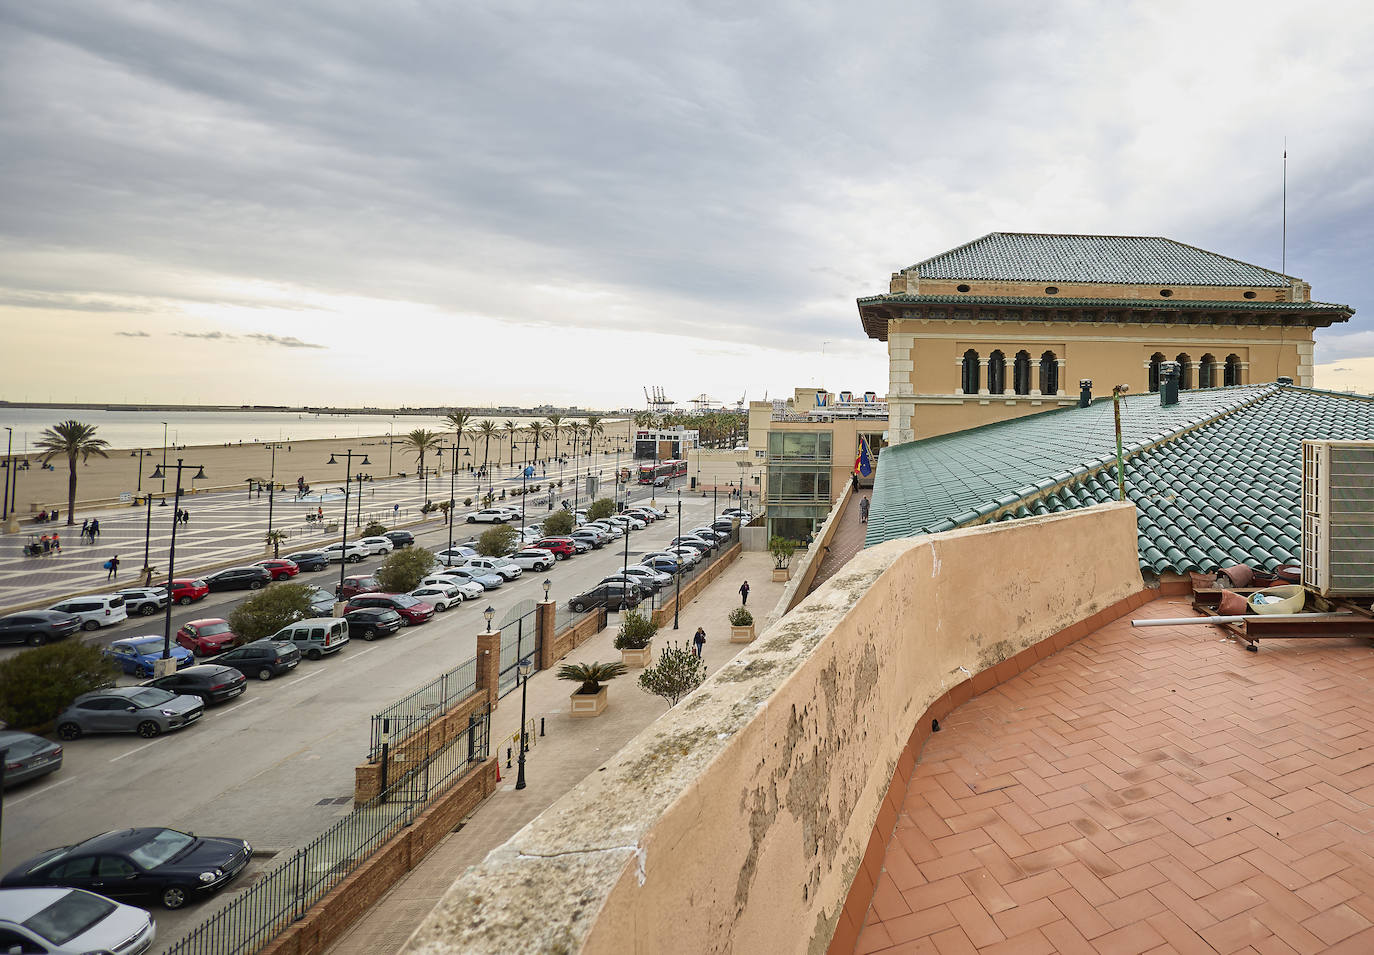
(50, 532, 60, 553)
(739, 580, 750, 606)
(40, 534, 51, 554)
(859, 496, 870, 523)
(182, 509, 190, 525)
(106, 555, 120, 580)
(90, 518, 100, 540)
(851, 472, 859, 492)
(317, 506, 324, 521)
(693, 627, 706, 658)
(80, 519, 89, 540)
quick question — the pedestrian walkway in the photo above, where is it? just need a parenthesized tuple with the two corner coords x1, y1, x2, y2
(326, 551, 783, 955)
(809, 491, 868, 593)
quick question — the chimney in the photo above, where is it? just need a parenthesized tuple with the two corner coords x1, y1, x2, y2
(1078, 379, 1093, 408)
(1276, 376, 1294, 386)
(1160, 362, 1180, 407)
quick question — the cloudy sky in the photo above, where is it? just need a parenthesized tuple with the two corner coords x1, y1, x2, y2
(3, 0, 1372, 409)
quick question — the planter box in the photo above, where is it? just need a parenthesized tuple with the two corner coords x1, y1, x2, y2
(620, 641, 653, 668)
(730, 624, 756, 643)
(772, 567, 791, 582)
(570, 686, 608, 718)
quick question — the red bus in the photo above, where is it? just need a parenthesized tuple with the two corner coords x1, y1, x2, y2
(637, 459, 688, 484)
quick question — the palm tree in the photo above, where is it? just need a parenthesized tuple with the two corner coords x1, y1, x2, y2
(503, 420, 518, 467)
(568, 423, 586, 464)
(444, 411, 471, 456)
(476, 420, 499, 484)
(402, 429, 442, 481)
(585, 415, 604, 457)
(556, 660, 627, 695)
(546, 414, 563, 460)
(35, 420, 110, 525)
(528, 420, 548, 463)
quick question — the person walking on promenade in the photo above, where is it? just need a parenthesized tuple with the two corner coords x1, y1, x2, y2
(50, 532, 60, 553)
(739, 580, 750, 606)
(859, 496, 869, 523)
(40, 534, 51, 554)
(105, 555, 120, 579)
(80, 519, 89, 541)
(693, 627, 706, 658)
(90, 518, 100, 541)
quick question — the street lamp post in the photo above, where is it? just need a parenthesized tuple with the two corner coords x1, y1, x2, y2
(266, 443, 283, 549)
(2, 427, 11, 523)
(328, 450, 370, 597)
(141, 490, 154, 574)
(673, 489, 682, 630)
(444, 439, 460, 558)
(515, 658, 532, 790)
(149, 459, 206, 675)
(159, 422, 169, 501)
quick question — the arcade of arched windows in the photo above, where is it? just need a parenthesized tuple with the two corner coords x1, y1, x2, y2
(1145, 351, 1247, 392)
(955, 348, 1066, 396)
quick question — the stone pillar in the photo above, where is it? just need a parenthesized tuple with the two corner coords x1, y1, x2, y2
(1239, 361, 1250, 385)
(537, 600, 557, 671)
(1188, 361, 1201, 389)
(978, 358, 989, 395)
(953, 358, 965, 395)
(1031, 358, 1042, 396)
(1056, 358, 1067, 396)
(1296, 340, 1314, 388)
(477, 628, 501, 711)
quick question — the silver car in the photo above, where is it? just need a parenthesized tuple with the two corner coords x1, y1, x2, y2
(56, 687, 204, 740)
(0, 888, 155, 955)
(0, 731, 62, 788)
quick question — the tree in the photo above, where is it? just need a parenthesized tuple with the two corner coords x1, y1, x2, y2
(542, 510, 574, 536)
(528, 420, 548, 463)
(769, 536, 797, 569)
(361, 520, 389, 537)
(265, 529, 288, 558)
(585, 415, 605, 455)
(376, 546, 436, 593)
(546, 413, 563, 459)
(568, 422, 585, 462)
(35, 420, 111, 525)
(637, 642, 706, 708)
(402, 429, 442, 480)
(477, 524, 517, 556)
(613, 610, 657, 650)
(557, 661, 627, 695)
(586, 497, 615, 521)
(504, 419, 518, 467)
(437, 500, 451, 524)
(477, 419, 498, 477)
(228, 583, 315, 642)
(0, 640, 118, 729)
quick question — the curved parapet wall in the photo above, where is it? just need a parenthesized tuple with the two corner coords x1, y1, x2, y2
(403, 503, 1143, 955)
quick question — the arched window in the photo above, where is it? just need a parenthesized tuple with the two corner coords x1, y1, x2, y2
(1148, 352, 1165, 392)
(1198, 353, 1216, 389)
(1224, 354, 1242, 386)
(961, 349, 980, 394)
(1175, 353, 1192, 390)
(1039, 351, 1059, 395)
(1013, 351, 1032, 395)
(987, 350, 1006, 395)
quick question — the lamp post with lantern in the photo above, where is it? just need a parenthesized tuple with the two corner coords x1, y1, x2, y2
(148, 459, 206, 676)
(327, 450, 370, 597)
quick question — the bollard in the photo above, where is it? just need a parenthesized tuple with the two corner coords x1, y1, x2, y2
(506, 745, 512, 768)
(540, 717, 545, 737)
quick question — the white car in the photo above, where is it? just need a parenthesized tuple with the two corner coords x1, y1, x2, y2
(322, 541, 370, 563)
(419, 575, 485, 600)
(0, 887, 156, 955)
(585, 521, 623, 539)
(607, 515, 646, 530)
(639, 505, 668, 519)
(507, 548, 556, 571)
(625, 508, 659, 523)
(466, 508, 520, 524)
(465, 556, 523, 581)
(356, 536, 394, 555)
(46, 595, 129, 631)
(625, 564, 673, 587)
(409, 584, 467, 611)
(434, 546, 478, 567)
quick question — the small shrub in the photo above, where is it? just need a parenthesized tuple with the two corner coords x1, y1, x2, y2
(477, 524, 517, 556)
(614, 610, 657, 650)
(728, 606, 753, 627)
(376, 547, 436, 593)
(542, 510, 574, 536)
(463, 497, 473, 506)
(0, 640, 118, 729)
(586, 497, 615, 521)
(557, 661, 627, 695)
(264, 529, 288, 558)
(361, 520, 389, 538)
(481, 493, 494, 507)
(637, 642, 706, 708)
(228, 583, 316, 642)
(769, 536, 797, 569)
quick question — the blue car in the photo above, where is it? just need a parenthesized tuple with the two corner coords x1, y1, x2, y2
(642, 555, 681, 576)
(105, 636, 195, 677)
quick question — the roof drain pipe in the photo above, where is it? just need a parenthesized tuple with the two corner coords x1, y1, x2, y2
(1078, 379, 1093, 408)
(1159, 361, 1180, 407)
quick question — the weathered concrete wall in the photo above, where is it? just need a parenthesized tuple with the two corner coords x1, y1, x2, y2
(771, 479, 853, 624)
(401, 504, 1142, 955)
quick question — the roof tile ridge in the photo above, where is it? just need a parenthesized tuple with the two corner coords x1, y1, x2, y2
(905, 232, 998, 273)
(1276, 382, 1374, 403)
(1161, 235, 1295, 282)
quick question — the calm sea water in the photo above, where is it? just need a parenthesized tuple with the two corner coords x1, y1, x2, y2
(0, 408, 627, 453)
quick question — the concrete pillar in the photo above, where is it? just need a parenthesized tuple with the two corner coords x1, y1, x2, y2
(1031, 358, 1042, 396)
(978, 358, 989, 395)
(1188, 361, 1201, 390)
(477, 629, 501, 711)
(1239, 361, 1250, 385)
(537, 600, 557, 671)
(1056, 358, 1067, 396)
(953, 358, 965, 395)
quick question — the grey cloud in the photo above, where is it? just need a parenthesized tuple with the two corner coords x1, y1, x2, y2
(174, 330, 233, 340)
(0, 288, 152, 313)
(114, 330, 150, 337)
(243, 333, 325, 349)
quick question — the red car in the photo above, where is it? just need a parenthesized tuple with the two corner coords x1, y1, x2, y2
(176, 618, 241, 656)
(166, 578, 210, 606)
(534, 537, 577, 560)
(344, 593, 434, 626)
(255, 558, 300, 581)
(335, 575, 381, 600)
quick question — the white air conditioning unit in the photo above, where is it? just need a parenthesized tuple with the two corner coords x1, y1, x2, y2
(1302, 440, 1374, 597)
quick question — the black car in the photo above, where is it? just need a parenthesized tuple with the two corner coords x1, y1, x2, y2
(568, 582, 641, 613)
(383, 530, 414, 548)
(143, 664, 248, 705)
(204, 567, 272, 592)
(212, 640, 300, 680)
(0, 611, 82, 647)
(600, 573, 658, 596)
(1, 827, 251, 910)
(342, 608, 403, 640)
(0, 731, 62, 788)
(303, 586, 336, 618)
(284, 550, 330, 572)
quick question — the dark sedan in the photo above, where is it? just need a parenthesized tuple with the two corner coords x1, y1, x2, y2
(341, 608, 403, 640)
(1, 826, 252, 910)
(568, 582, 641, 613)
(383, 530, 414, 548)
(144, 664, 248, 705)
(0, 611, 81, 647)
(212, 640, 300, 680)
(204, 567, 272, 592)
(0, 731, 62, 788)
(284, 550, 330, 572)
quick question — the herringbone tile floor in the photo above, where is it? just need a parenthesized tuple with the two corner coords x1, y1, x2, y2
(855, 596, 1374, 954)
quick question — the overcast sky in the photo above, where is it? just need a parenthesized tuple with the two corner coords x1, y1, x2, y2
(2, 0, 1371, 408)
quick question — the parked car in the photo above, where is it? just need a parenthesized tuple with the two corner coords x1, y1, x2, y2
(269, 619, 350, 660)
(303, 585, 337, 617)
(204, 567, 272, 592)
(115, 587, 168, 617)
(0, 731, 62, 788)
(344, 594, 434, 626)
(341, 607, 403, 640)
(642, 555, 682, 576)
(625, 564, 673, 588)
(666, 546, 704, 568)
(434, 567, 503, 590)
(569, 529, 605, 549)
(45, 595, 128, 632)
(466, 507, 519, 524)
(1, 827, 251, 910)
(671, 536, 714, 555)
(536, 536, 584, 558)
(506, 548, 555, 572)
(55, 686, 203, 740)
(165, 578, 210, 605)
(356, 536, 394, 556)
(409, 584, 466, 611)
(626, 507, 661, 522)
(253, 558, 300, 581)
(212, 640, 301, 680)
(0, 887, 155, 954)
(321, 542, 370, 563)
(585, 521, 623, 539)
(418, 575, 485, 600)
(690, 526, 730, 543)
(722, 507, 752, 521)
(568, 582, 641, 613)
(104, 636, 194, 677)
(175, 619, 240, 656)
(606, 514, 646, 530)
(435, 546, 478, 567)
(144, 664, 248, 705)
(465, 556, 522, 581)
(600, 573, 656, 597)
(383, 530, 415, 548)
(710, 519, 737, 535)
(0, 611, 82, 647)
(334, 574, 381, 600)
(283, 551, 330, 572)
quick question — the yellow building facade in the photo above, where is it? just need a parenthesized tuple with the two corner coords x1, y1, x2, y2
(858, 233, 1354, 444)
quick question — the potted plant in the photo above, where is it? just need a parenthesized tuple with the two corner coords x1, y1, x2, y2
(729, 606, 756, 643)
(558, 661, 627, 718)
(770, 536, 797, 582)
(614, 610, 658, 667)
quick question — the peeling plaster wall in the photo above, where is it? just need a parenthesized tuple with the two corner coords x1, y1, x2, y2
(401, 504, 1142, 955)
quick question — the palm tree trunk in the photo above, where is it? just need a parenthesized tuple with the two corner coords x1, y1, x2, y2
(66, 454, 78, 524)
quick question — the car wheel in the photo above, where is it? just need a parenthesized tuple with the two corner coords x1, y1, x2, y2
(275, 572, 288, 581)
(362, 628, 377, 641)
(26, 634, 43, 647)
(399, 617, 410, 627)
(308, 648, 322, 660)
(554, 552, 564, 560)
(179, 595, 193, 606)
(161, 885, 188, 910)
(137, 720, 162, 739)
(436, 603, 448, 612)
(570, 601, 585, 612)
(249, 580, 263, 590)
(466, 516, 476, 523)
(57, 722, 82, 740)
(140, 603, 158, 616)
(257, 667, 273, 681)
(350, 555, 365, 563)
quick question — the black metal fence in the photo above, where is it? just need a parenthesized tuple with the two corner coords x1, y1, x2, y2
(165, 711, 489, 955)
(497, 599, 540, 698)
(367, 656, 477, 760)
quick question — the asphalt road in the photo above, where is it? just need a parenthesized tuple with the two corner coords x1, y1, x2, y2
(0, 482, 732, 948)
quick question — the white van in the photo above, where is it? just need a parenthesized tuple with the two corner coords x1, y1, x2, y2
(270, 618, 350, 660)
(47, 595, 128, 631)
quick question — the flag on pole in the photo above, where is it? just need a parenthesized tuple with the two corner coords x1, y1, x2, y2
(853, 436, 874, 477)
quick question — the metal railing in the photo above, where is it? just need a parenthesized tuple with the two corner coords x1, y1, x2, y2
(166, 713, 489, 955)
(498, 604, 539, 698)
(367, 657, 477, 760)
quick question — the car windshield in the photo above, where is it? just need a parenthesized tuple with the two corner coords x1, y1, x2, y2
(200, 622, 231, 635)
(23, 890, 117, 945)
(391, 595, 419, 608)
(127, 828, 195, 869)
(129, 688, 177, 708)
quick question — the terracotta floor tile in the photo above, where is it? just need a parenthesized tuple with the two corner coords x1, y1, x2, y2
(872, 872, 914, 922)
(978, 927, 1056, 955)
(1301, 903, 1371, 946)
(945, 894, 1005, 948)
(880, 904, 959, 945)
(855, 921, 894, 955)
(1049, 886, 1113, 939)
(1004, 870, 1071, 906)
(1294, 873, 1357, 911)
(1091, 919, 1168, 955)
(957, 867, 1016, 916)
(1145, 909, 1218, 954)
(1101, 861, 1167, 898)
(927, 926, 977, 955)
(1199, 911, 1275, 954)
(991, 896, 1061, 938)
(1097, 888, 1168, 929)
(1039, 919, 1098, 955)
